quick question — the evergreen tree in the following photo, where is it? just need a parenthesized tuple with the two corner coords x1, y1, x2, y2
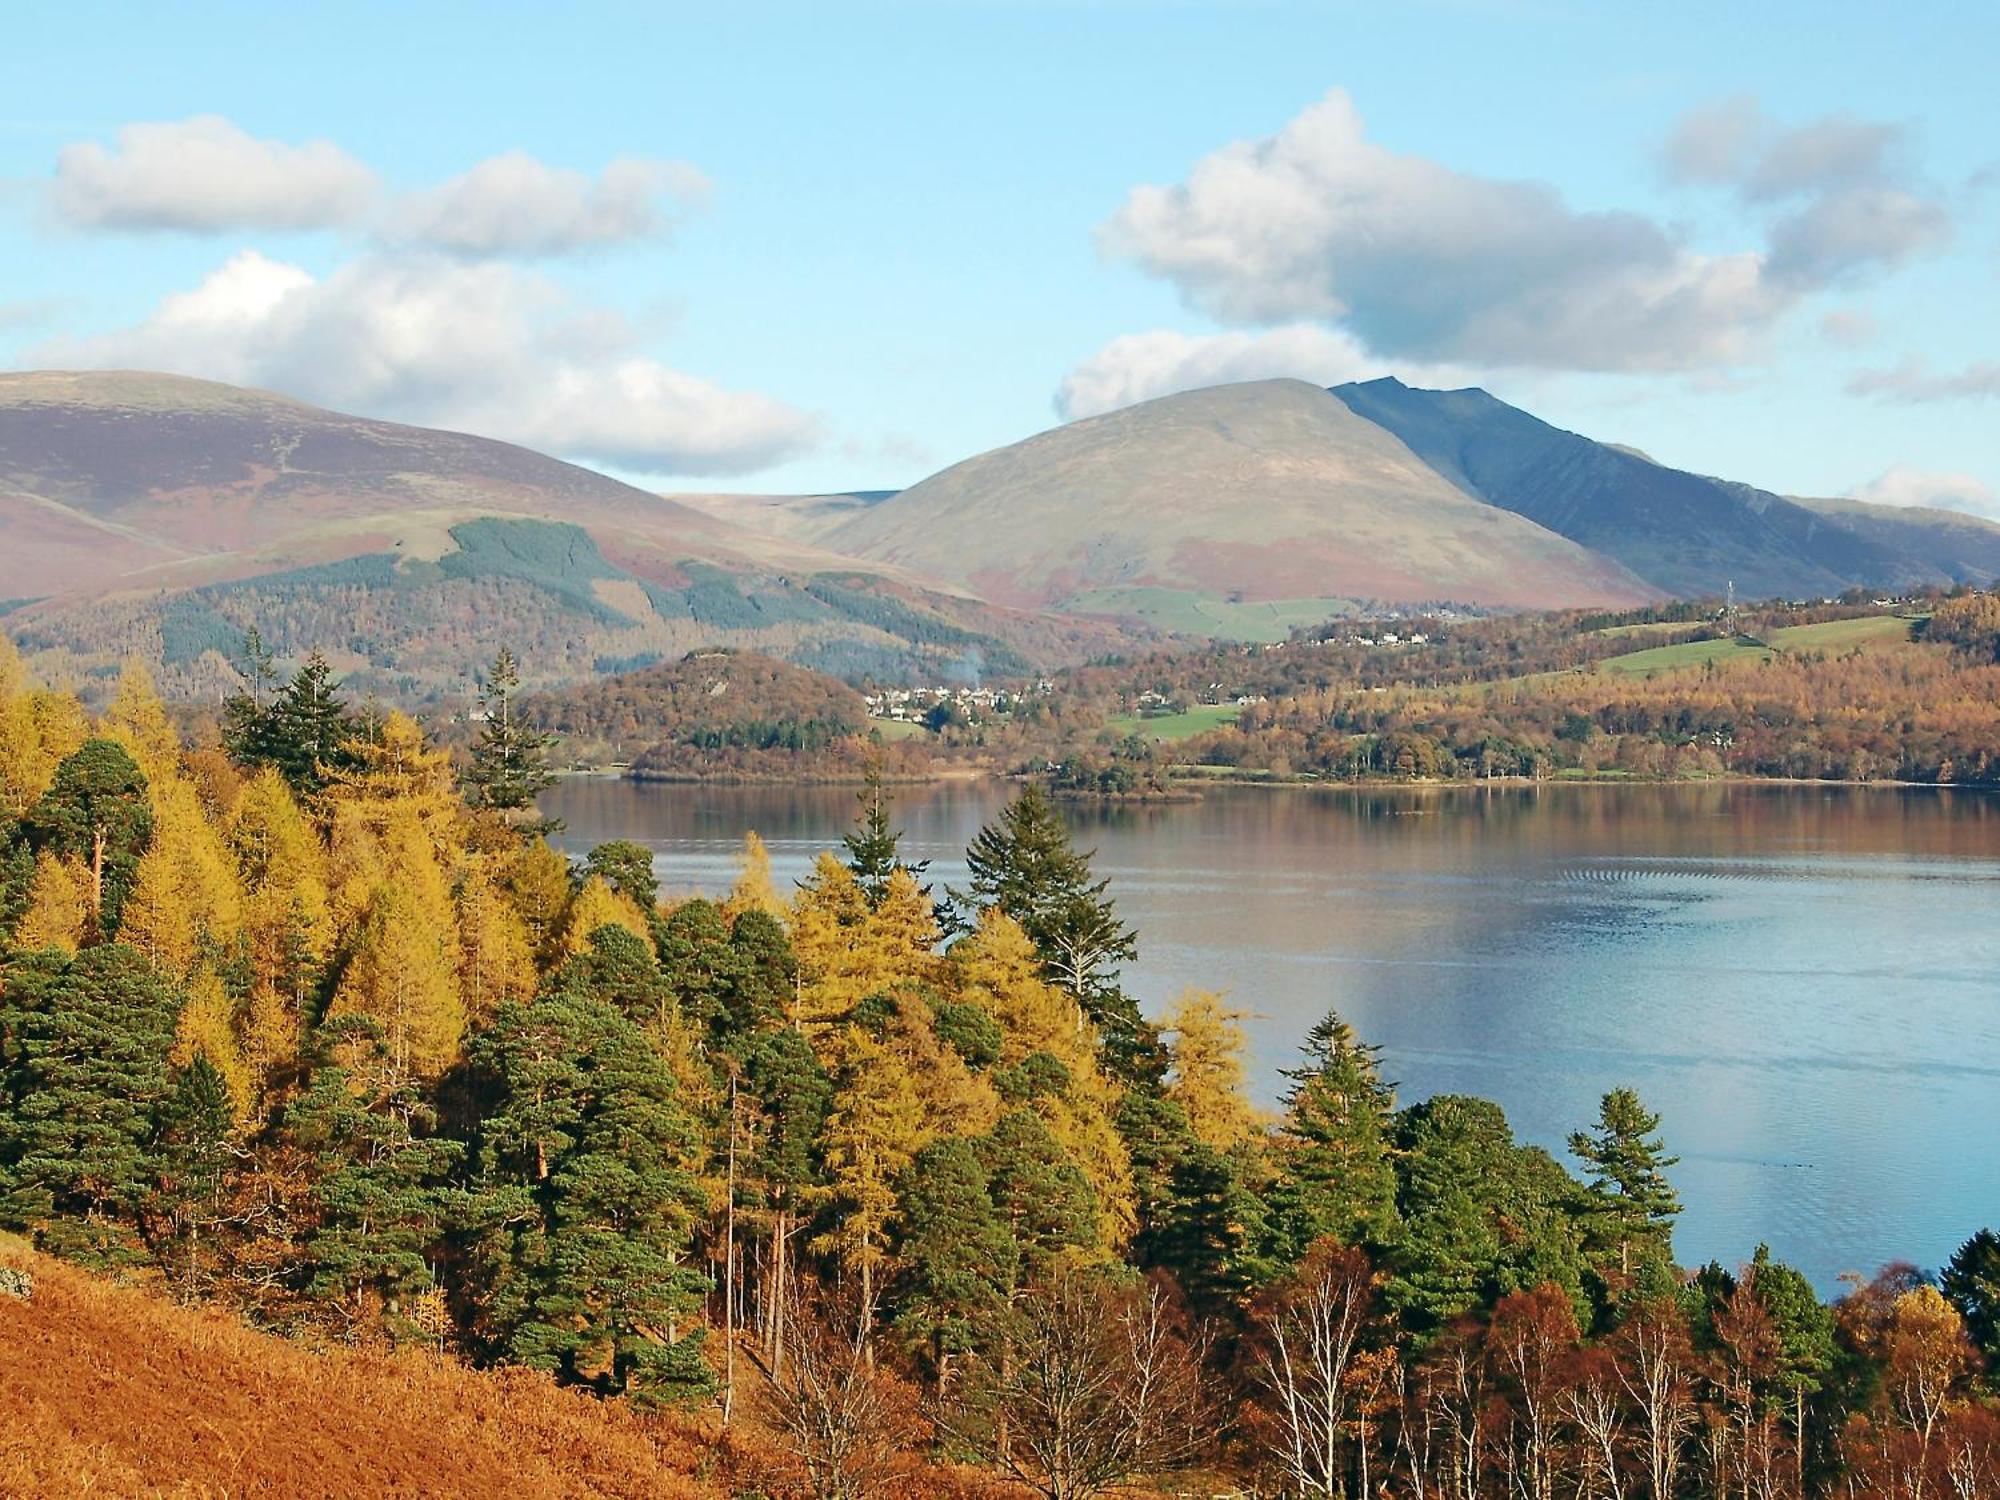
(959, 782, 1143, 1070)
(1266, 1009, 1400, 1264)
(149, 1054, 237, 1299)
(0, 944, 183, 1256)
(1388, 1095, 1587, 1332)
(464, 986, 713, 1403)
(24, 738, 153, 938)
(655, 897, 741, 1037)
(252, 653, 355, 794)
(290, 1018, 466, 1334)
(464, 648, 559, 826)
(978, 1108, 1101, 1281)
(843, 761, 928, 908)
(894, 1134, 1018, 1392)
(1942, 1228, 2000, 1364)
(582, 839, 658, 912)
(1568, 1087, 1681, 1286)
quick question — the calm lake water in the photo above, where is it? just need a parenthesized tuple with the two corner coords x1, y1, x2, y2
(543, 778, 2000, 1291)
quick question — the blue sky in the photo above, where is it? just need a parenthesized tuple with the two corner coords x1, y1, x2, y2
(4, 1, 1996, 514)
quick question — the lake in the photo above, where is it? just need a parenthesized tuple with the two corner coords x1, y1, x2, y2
(543, 777, 2000, 1291)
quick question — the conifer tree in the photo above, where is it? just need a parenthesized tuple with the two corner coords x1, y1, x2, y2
(894, 1135, 1017, 1393)
(25, 738, 153, 939)
(1942, 1228, 2000, 1363)
(0, 945, 183, 1252)
(557, 874, 653, 957)
(466, 987, 713, 1403)
(326, 883, 467, 1081)
(960, 782, 1144, 1070)
(582, 839, 659, 912)
(1162, 989, 1260, 1154)
(843, 761, 928, 908)
(464, 648, 559, 826)
(1568, 1087, 1681, 1284)
(1267, 1009, 1400, 1263)
(13, 849, 89, 952)
(244, 652, 354, 794)
(291, 1017, 466, 1333)
(149, 1053, 237, 1299)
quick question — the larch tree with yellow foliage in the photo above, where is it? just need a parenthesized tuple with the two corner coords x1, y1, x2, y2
(1163, 989, 1263, 1155)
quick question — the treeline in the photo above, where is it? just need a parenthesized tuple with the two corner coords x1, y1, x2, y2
(8, 633, 2000, 1498)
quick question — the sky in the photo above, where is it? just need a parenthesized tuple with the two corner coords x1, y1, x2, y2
(4, 0, 1997, 515)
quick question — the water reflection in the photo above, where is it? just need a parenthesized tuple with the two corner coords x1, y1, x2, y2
(543, 778, 2000, 1290)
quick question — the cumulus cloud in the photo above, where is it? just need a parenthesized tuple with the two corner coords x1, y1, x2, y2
(385, 151, 709, 256)
(1849, 465, 2000, 521)
(1664, 97, 1949, 287)
(47, 118, 706, 258)
(49, 115, 377, 231)
(1055, 324, 1475, 418)
(1097, 91, 1952, 376)
(1845, 357, 2000, 404)
(1100, 90, 1789, 372)
(30, 250, 820, 476)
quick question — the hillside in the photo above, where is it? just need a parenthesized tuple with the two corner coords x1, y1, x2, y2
(0, 1239, 725, 1498)
(823, 379, 1659, 616)
(1791, 494, 2000, 585)
(1330, 377, 1928, 598)
(524, 647, 883, 774)
(0, 373, 1130, 696)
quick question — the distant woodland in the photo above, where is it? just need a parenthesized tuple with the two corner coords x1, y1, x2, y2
(6, 633, 2000, 1498)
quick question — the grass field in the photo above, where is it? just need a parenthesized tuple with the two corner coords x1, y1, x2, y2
(1590, 620, 1707, 639)
(1063, 586, 1357, 642)
(1590, 613, 1921, 679)
(1107, 703, 1243, 740)
(867, 717, 933, 739)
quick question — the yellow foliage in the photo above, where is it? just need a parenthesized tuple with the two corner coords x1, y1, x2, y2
(326, 883, 468, 1080)
(950, 908, 1137, 1246)
(121, 776, 244, 978)
(790, 854, 937, 1031)
(456, 862, 537, 1021)
(102, 659, 183, 784)
(499, 839, 574, 962)
(173, 970, 255, 1121)
(14, 850, 90, 953)
(810, 1025, 925, 1304)
(724, 831, 786, 921)
(558, 874, 653, 957)
(1162, 989, 1263, 1154)
(231, 772, 333, 1096)
(0, 687, 90, 817)
(0, 632, 23, 705)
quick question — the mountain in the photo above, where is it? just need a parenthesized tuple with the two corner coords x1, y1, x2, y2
(0, 372, 1128, 696)
(1788, 495, 2000, 586)
(822, 379, 1659, 617)
(1329, 377, 1924, 599)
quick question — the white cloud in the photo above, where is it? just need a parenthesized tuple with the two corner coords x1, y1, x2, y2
(30, 250, 820, 476)
(385, 151, 709, 256)
(1100, 90, 1787, 373)
(1849, 465, 2000, 521)
(1818, 308, 1878, 348)
(1054, 324, 1484, 418)
(49, 115, 377, 231)
(1846, 357, 2000, 404)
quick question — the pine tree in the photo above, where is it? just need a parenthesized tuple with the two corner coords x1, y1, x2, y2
(1568, 1087, 1681, 1285)
(959, 782, 1143, 1070)
(894, 1135, 1017, 1392)
(465, 987, 714, 1403)
(464, 648, 559, 827)
(1267, 1009, 1400, 1263)
(290, 1017, 466, 1335)
(24, 738, 154, 940)
(240, 652, 354, 794)
(1942, 1228, 2000, 1363)
(0, 945, 183, 1254)
(149, 1054, 237, 1299)
(582, 839, 659, 912)
(843, 761, 928, 908)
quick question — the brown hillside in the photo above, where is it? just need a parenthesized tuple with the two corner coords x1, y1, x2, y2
(824, 379, 1659, 612)
(0, 1240, 724, 1499)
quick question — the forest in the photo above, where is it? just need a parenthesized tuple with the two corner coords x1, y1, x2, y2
(5, 628, 2000, 1500)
